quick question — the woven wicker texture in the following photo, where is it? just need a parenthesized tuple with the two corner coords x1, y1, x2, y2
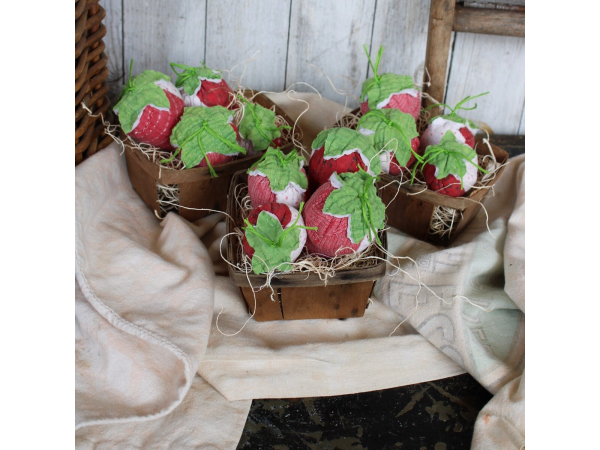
(75, 0, 112, 165)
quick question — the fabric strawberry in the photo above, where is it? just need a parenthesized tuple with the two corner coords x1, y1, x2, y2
(360, 46, 420, 120)
(238, 96, 290, 152)
(308, 127, 381, 192)
(242, 202, 314, 274)
(420, 93, 489, 152)
(417, 131, 488, 197)
(170, 62, 234, 108)
(166, 106, 245, 175)
(303, 170, 385, 257)
(113, 62, 184, 151)
(357, 109, 421, 176)
(248, 147, 308, 209)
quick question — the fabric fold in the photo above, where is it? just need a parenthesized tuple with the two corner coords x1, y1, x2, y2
(75, 145, 216, 429)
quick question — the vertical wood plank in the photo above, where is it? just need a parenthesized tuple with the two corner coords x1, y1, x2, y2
(101, 0, 124, 103)
(444, 33, 525, 134)
(285, 0, 377, 108)
(205, 0, 291, 92)
(369, 0, 431, 84)
(518, 103, 525, 134)
(123, 0, 207, 79)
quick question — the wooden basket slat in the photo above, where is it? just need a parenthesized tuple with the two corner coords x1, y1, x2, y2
(75, 0, 87, 20)
(75, 0, 110, 165)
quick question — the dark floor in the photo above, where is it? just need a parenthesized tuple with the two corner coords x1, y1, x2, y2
(236, 373, 492, 450)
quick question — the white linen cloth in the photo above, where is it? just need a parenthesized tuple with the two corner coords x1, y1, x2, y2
(75, 93, 524, 449)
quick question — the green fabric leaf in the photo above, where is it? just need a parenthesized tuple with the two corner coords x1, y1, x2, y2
(438, 114, 478, 130)
(360, 73, 415, 109)
(249, 148, 307, 191)
(358, 109, 419, 166)
(311, 128, 381, 175)
(113, 70, 171, 134)
(170, 106, 245, 169)
(245, 211, 302, 274)
(423, 131, 477, 180)
(323, 171, 385, 245)
(239, 102, 281, 151)
(174, 66, 222, 96)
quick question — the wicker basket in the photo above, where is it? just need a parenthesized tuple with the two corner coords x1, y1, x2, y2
(75, 0, 112, 165)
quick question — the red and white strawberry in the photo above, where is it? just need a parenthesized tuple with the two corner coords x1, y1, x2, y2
(357, 109, 421, 176)
(418, 130, 487, 197)
(419, 93, 489, 152)
(168, 106, 246, 175)
(360, 45, 420, 120)
(242, 202, 312, 274)
(308, 127, 381, 192)
(248, 148, 308, 209)
(303, 170, 385, 257)
(171, 62, 234, 109)
(114, 64, 184, 151)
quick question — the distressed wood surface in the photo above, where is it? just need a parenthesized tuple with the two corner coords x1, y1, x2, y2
(206, 0, 291, 92)
(453, 5, 525, 37)
(369, 0, 431, 84)
(123, 0, 207, 79)
(518, 103, 525, 134)
(285, 0, 377, 108)
(444, 33, 525, 134)
(101, 0, 526, 134)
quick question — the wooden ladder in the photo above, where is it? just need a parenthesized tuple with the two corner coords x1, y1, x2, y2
(422, 0, 525, 117)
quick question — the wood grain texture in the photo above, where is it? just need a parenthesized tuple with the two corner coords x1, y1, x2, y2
(280, 283, 371, 320)
(518, 103, 525, 134)
(206, 0, 291, 92)
(101, 0, 124, 103)
(369, 0, 431, 84)
(123, 0, 207, 78)
(285, 0, 377, 108)
(444, 32, 525, 134)
(453, 5, 525, 38)
(422, 0, 456, 115)
(241, 287, 284, 321)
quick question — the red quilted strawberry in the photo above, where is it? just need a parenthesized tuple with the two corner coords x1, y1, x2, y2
(113, 63, 184, 151)
(171, 62, 234, 108)
(167, 106, 246, 175)
(420, 93, 489, 152)
(303, 170, 385, 257)
(247, 148, 308, 209)
(418, 131, 487, 197)
(242, 202, 313, 274)
(357, 109, 421, 176)
(360, 45, 420, 120)
(308, 128, 380, 192)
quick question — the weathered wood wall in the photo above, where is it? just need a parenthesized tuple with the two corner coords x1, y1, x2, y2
(102, 0, 525, 134)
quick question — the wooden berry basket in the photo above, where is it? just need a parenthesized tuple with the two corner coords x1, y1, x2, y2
(379, 139, 508, 245)
(226, 170, 387, 321)
(337, 108, 509, 246)
(124, 91, 300, 222)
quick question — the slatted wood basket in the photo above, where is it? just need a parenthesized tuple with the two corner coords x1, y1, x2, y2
(337, 108, 509, 246)
(226, 170, 387, 321)
(124, 91, 302, 222)
(75, 0, 112, 165)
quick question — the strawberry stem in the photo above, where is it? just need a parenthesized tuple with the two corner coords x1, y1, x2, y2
(363, 44, 384, 83)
